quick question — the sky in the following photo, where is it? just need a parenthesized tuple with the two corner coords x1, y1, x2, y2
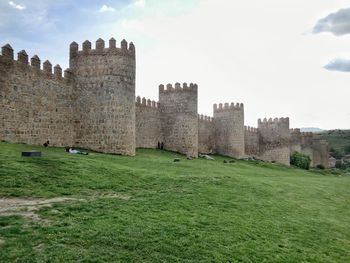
(1, 0, 350, 129)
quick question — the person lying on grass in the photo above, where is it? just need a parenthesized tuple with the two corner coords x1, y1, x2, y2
(65, 147, 89, 155)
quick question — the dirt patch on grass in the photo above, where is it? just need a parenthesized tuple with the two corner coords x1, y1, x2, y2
(0, 197, 78, 223)
(96, 192, 130, 200)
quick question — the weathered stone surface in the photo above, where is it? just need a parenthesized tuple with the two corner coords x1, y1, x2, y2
(198, 115, 214, 154)
(0, 38, 328, 165)
(0, 55, 75, 147)
(245, 126, 259, 157)
(135, 97, 163, 148)
(69, 38, 136, 155)
(258, 117, 291, 165)
(158, 83, 198, 157)
(213, 102, 245, 158)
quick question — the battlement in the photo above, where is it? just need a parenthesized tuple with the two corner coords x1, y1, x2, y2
(158, 82, 198, 93)
(1, 43, 71, 82)
(301, 132, 314, 137)
(258, 117, 289, 125)
(290, 128, 301, 134)
(245, 126, 258, 133)
(198, 114, 213, 122)
(213, 102, 244, 113)
(136, 96, 159, 108)
(70, 38, 135, 60)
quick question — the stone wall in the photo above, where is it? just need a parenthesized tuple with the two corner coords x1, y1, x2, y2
(158, 83, 198, 157)
(213, 103, 245, 158)
(198, 115, 214, 154)
(245, 126, 259, 156)
(299, 132, 329, 168)
(69, 38, 136, 155)
(135, 96, 163, 148)
(0, 44, 75, 147)
(258, 117, 291, 165)
(311, 137, 329, 168)
(290, 128, 302, 154)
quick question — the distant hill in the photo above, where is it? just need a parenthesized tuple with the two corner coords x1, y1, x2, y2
(319, 129, 350, 156)
(300, 127, 324, 133)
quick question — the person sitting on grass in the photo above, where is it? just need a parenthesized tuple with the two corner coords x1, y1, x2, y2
(65, 147, 88, 155)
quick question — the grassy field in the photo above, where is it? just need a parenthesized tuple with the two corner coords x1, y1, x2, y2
(0, 142, 349, 262)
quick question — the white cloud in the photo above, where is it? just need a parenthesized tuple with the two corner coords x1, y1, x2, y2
(324, 58, 350, 72)
(134, 0, 145, 8)
(313, 7, 350, 36)
(8, 1, 26, 10)
(99, 4, 115, 13)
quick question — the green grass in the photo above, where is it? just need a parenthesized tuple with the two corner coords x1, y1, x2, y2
(0, 142, 349, 262)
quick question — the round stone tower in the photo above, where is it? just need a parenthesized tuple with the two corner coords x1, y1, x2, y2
(69, 38, 136, 155)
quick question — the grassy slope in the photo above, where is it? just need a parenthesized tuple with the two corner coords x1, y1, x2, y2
(319, 130, 350, 154)
(0, 142, 349, 262)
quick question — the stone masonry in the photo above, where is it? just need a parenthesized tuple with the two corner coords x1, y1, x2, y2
(0, 38, 329, 166)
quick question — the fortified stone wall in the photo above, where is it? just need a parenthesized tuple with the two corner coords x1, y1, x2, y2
(198, 114, 214, 154)
(135, 96, 163, 148)
(69, 38, 136, 155)
(258, 117, 291, 165)
(300, 132, 315, 166)
(0, 44, 75, 146)
(214, 102, 245, 158)
(244, 126, 259, 156)
(0, 39, 330, 164)
(299, 132, 329, 168)
(290, 128, 302, 154)
(158, 83, 198, 157)
(311, 136, 329, 168)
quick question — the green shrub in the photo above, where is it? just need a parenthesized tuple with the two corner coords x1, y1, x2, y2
(335, 160, 343, 169)
(290, 152, 311, 170)
(329, 148, 343, 159)
(344, 145, 350, 154)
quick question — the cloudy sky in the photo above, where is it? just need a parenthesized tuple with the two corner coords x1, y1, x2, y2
(1, 0, 349, 129)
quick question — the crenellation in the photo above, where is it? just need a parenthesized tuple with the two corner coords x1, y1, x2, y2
(214, 102, 244, 113)
(0, 38, 328, 167)
(43, 60, 52, 75)
(17, 50, 28, 64)
(0, 44, 75, 147)
(159, 82, 198, 93)
(2, 44, 14, 60)
(129, 42, 135, 53)
(121, 39, 128, 50)
(54, 65, 62, 79)
(96, 38, 105, 50)
(109, 38, 116, 48)
(214, 101, 245, 158)
(258, 116, 291, 165)
(159, 82, 198, 157)
(30, 55, 41, 69)
(82, 40, 92, 52)
(69, 41, 79, 63)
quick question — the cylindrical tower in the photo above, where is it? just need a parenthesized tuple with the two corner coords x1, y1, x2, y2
(258, 117, 291, 165)
(213, 102, 245, 158)
(69, 38, 136, 155)
(158, 82, 198, 157)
